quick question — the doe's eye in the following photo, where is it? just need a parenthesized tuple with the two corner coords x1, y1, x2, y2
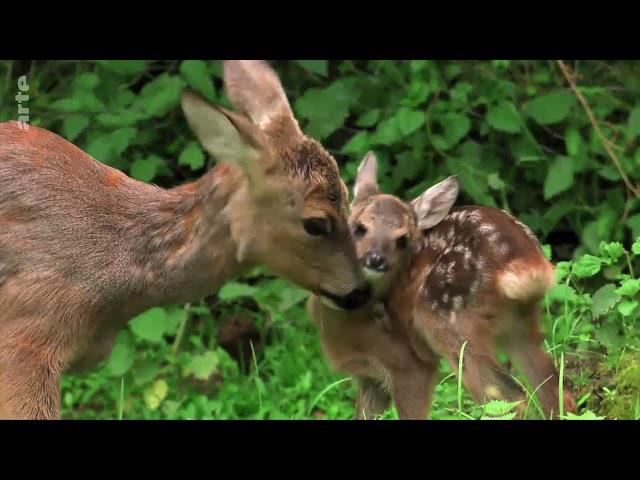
(396, 235, 409, 249)
(303, 218, 331, 237)
(354, 223, 367, 238)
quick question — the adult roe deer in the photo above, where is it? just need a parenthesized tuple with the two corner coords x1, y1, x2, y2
(308, 152, 576, 419)
(0, 60, 371, 419)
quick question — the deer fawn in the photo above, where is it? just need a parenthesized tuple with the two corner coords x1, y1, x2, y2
(308, 152, 576, 419)
(0, 60, 371, 420)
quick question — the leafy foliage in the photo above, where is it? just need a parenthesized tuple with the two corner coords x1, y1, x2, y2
(1, 60, 639, 420)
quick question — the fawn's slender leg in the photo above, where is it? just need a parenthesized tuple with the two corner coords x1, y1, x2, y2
(392, 363, 438, 420)
(502, 309, 576, 419)
(354, 377, 391, 420)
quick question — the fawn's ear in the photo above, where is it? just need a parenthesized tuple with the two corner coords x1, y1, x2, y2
(352, 151, 379, 205)
(181, 91, 268, 177)
(410, 176, 459, 230)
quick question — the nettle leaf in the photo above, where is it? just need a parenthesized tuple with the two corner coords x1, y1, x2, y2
(130, 307, 169, 343)
(62, 114, 89, 141)
(296, 60, 328, 77)
(562, 411, 604, 420)
(137, 74, 185, 118)
(130, 157, 159, 182)
(72, 73, 100, 91)
(618, 300, 638, 317)
(591, 284, 621, 318)
(544, 156, 574, 200)
(523, 89, 576, 125)
(439, 112, 471, 148)
(615, 279, 640, 297)
(599, 242, 625, 264)
(572, 255, 602, 278)
(397, 108, 425, 136)
(85, 135, 115, 164)
(184, 351, 219, 380)
(218, 282, 258, 301)
(133, 358, 162, 386)
(482, 399, 522, 418)
(627, 106, 640, 139)
(356, 109, 381, 127)
(341, 131, 371, 155)
(50, 97, 83, 113)
(401, 81, 430, 107)
(179, 142, 206, 170)
(546, 283, 578, 303)
(106, 331, 135, 377)
(179, 60, 215, 100)
(110, 127, 137, 156)
(295, 80, 354, 140)
(565, 128, 581, 156)
(486, 101, 522, 133)
(632, 237, 640, 255)
(554, 261, 572, 282)
(144, 379, 169, 410)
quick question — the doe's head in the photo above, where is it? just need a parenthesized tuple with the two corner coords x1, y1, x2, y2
(349, 151, 459, 297)
(181, 60, 370, 309)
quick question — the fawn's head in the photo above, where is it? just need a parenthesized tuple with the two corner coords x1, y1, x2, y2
(349, 152, 459, 297)
(181, 60, 369, 309)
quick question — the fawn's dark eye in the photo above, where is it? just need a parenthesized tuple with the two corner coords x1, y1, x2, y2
(303, 218, 331, 237)
(354, 223, 368, 238)
(396, 235, 409, 249)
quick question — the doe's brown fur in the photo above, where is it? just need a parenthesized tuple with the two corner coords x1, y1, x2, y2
(0, 60, 369, 419)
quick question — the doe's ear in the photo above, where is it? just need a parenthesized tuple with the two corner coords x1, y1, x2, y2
(352, 151, 379, 205)
(181, 91, 265, 177)
(410, 176, 459, 230)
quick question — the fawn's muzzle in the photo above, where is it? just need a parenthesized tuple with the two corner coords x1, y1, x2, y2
(320, 282, 372, 310)
(363, 250, 388, 272)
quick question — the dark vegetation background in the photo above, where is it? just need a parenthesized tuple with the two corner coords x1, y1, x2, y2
(0, 60, 638, 419)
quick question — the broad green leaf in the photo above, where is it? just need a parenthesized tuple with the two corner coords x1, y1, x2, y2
(184, 351, 219, 380)
(341, 131, 371, 155)
(356, 109, 381, 127)
(179, 60, 215, 100)
(218, 282, 258, 301)
(105, 331, 135, 377)
(483, 399, 523, 416)
(523, 89, 576, 125)
(544, 156, 574, 199)
(295, 81, 353, 140)
(130, 157, 158, 182)
(627, 106, 640, 139)
(296, 60, 328, 77)
(615, 279, 640, 297)
(130, 307, 169, 343)
(486, 101, 521, 133)
(110, 127, 137, 156)
(49, 97, 83, 112)
(618, 300, 638, 317)
(439, 113, 471, 148)
(397, 108, 425, 136)
(62, 114, 89, 141)
(133, 358, 162, 386)
(599, 242, 625, 264)
(562, 411, 604, 420)
(178, 142, 205, 170)
(98, 60, 149, 76)
(632, 237, 640, 255)
(96, 111, 144, 128)
(546, 283, 578, 303)
(85, 135, 114, 164)
(137, 74, 185, 118)
(164, 306, 189, 335)
(572, 255, 602, 278)
(628, 216, 640, 241)
(591, 284, 620, 318)
(144, 379, 169, 410)
(565, 128, 581, 156)
(72, 73, 100, 91)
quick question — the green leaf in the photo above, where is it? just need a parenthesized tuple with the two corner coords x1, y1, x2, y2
(130, 307, 169, 343)
(341, 131, 371, 155)
(565, 128, 581, 157)
(628, 216, 640, 241)
(632, 237, 640, 255)
(440, 113, 471, 148)
(562, 410, 604, 420)
(85, 135, 114, 164)
(133, 358, 162, 386)
(295, 80, 353, 140)
(599, 242, 625, 264)
(178, 142, 205, 170)
(218, 282, 258, 301)
(483, 399, 523, 417)
(572, 255, 602, 278)
(627, 106, 640, 139)
(110, 127, 137, 156)
(296, 60, 328, 77)
(105, 331, 135, 377)
(62, 114, 89, 141)
(544, 156, 574, 199)
(50, 97, 83, 113)
(397, 108, 425, 136)
(356, 109, 381, 127)
(615, 279, 640, 297)
(546, 283, 579, 303)
(523, 89, 576, 125)
(130, 157, 158, 182)
(591, 284, 621, 318)
(486, 101, 522, 133)
(98, 60, 149, 76)
(72, 73, 100, 91)
(618, 300, 638, 317)
(184, 351, 219, 380)
(179, 60, 215, 100)
(137, 74, 185, 118)
(144, 379, 169, 410)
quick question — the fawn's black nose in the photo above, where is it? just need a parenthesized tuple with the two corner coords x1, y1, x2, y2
(363, 250, 388, 272)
